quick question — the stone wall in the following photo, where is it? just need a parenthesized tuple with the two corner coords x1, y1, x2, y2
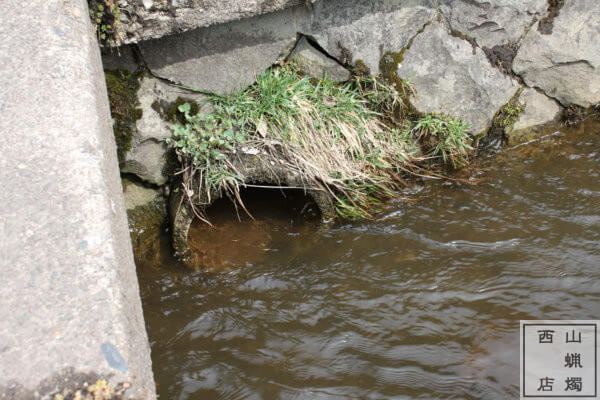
(105, 0, 598, 253)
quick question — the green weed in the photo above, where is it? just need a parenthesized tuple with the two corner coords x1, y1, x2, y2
(88, 0, 121, 47)
(402, 114, 473, 168)
(496, 96, 524, 128)
(168, 64, 471, 222)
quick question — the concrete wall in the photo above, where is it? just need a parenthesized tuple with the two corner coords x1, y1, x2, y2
(0, 0, 156, 398)
(118, 0, 305, 44)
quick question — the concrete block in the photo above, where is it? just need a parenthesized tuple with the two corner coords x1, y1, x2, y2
(0, 0, 156, 398)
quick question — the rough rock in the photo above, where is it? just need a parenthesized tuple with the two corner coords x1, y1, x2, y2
(512, 0, 600, 107)
(507, 88, 561, 144)
(289, 36, 349, 81)
(0, 0, 155, 397)
(101, 45, 140, 72)
(124, 181, 166, 266)
(118, 0, 305, 44)
(307, 0, 437, 75)
(512, 88, 561, 131)
(440, 0, 547, 49)
(137, 7, 306, 94)
(121, 140, 170, 185)
(132, 0, 437, 93)
(123, 179, 163, 210)
(396, 21, 519, 134)
(119, 76, 205, 185)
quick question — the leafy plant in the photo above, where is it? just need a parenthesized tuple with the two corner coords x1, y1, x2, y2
(496, 96, 524, 128)
(167, 64, 472, 222)
(166, 102, 246, 209)
(88, 0, 121, 46)
(402, 114, 473, 168)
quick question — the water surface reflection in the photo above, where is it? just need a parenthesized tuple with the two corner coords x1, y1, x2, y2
(138, 120, 600, 399)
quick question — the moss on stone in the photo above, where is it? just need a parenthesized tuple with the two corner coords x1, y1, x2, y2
(352, 59, 371, 77)
(152, 96, 201, 125)
(496, 89, 524, 129)
(486, 88, 524, 141)
(161, 148, 180, 178)
(562, 104, 586, 125)
(539, 0, 566, 34)
(127, 196, 167, 266)
(337, 42, 354, 66)
(377, 50, 420, 120)
(104, 69, 143, 163)
(378, 50, 406, 90)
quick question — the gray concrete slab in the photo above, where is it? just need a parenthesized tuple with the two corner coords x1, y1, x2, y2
(119, 0, 305, 44)
(0, 0, 156, 398)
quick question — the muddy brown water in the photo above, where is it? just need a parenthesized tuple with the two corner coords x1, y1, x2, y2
(137, 119, 600, 400)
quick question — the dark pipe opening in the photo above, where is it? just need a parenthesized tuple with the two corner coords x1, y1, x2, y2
(187, 185, 321, 270)
(205, 185, 321, 223)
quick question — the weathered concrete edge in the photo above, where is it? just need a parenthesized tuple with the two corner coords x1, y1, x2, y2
(119, 0, 305, 44)
(0, 0, 156, 398)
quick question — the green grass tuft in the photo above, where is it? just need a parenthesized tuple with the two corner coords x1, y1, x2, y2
(167, 64, 473, 222)
(402, 114, 473, 168)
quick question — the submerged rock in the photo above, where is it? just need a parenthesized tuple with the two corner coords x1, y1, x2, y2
(123, 178, 163, 210)
(289, 36, 349, 82)
(507, 88, 561, 145)
(512, 0, 600, 107)
(123, 180, 166, 266)
(440, 0, 547, 49)
(396, 21, 519, 134)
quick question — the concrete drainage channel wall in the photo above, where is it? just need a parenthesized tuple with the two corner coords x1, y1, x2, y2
(0, 0, 156, 398)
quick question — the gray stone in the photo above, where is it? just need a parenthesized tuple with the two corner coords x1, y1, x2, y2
(137, 6, 306, 94)
(123, 180, 163, 210)
(512, 88, 561, 132)
(121, 140, 170, 185)
(505, 88, 562, 146)
(135, 0, 437, 94)
(440, 0, 547, 49)
(307, 0, 437, 75)
(120, 76, 205, 185)
(512, 0, 600, 107)
(0, 0, 155, 398)
(289, 36, 349, 81)
(118, 0, 305, 44)
(396, 21, 519, 134)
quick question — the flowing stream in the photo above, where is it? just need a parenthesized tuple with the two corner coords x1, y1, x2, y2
(137, 119, 600, 399)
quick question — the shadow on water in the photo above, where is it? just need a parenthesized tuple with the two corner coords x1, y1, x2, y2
(187, 186, 321, 271)
(137, 118, 600, 400)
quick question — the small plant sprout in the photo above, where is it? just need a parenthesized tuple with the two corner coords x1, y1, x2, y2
(88, 0, 122, 47)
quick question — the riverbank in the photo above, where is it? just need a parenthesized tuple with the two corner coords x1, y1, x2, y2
(104, 0, 599, 266)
